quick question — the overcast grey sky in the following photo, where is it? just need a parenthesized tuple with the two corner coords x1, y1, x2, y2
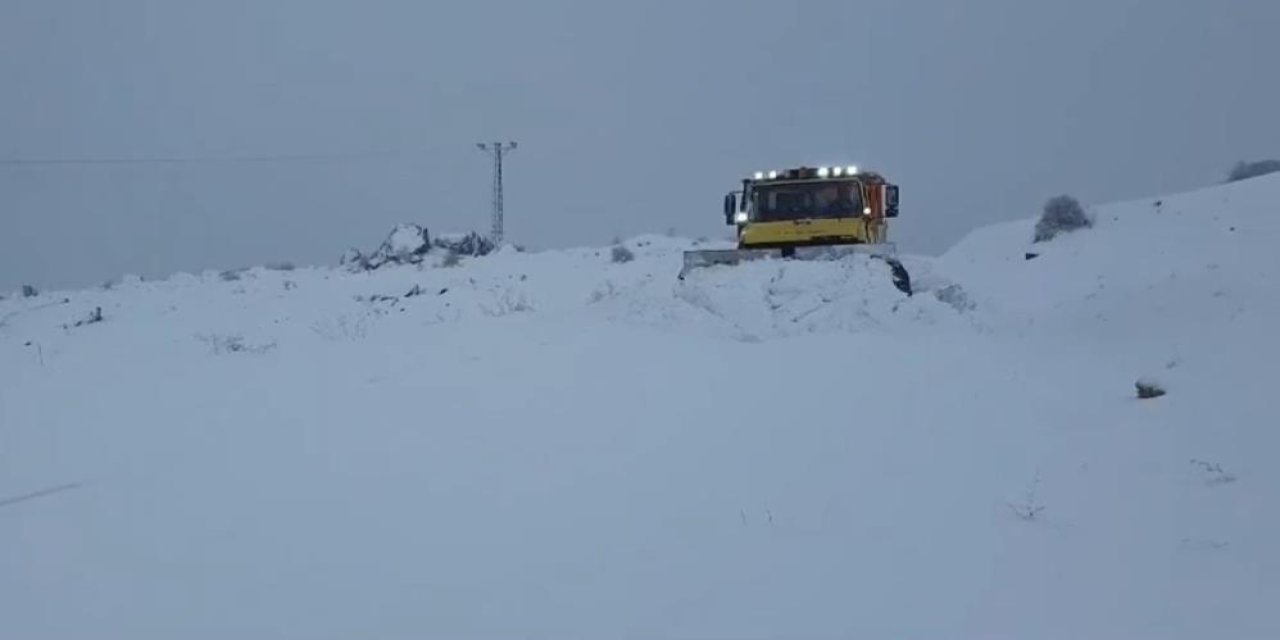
(2, 0, 1278, 291)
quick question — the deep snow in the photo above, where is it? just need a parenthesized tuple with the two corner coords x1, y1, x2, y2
(2, 174, 1278, 639)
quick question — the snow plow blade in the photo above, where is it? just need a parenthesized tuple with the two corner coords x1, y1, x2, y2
(679, 243, 912, 295)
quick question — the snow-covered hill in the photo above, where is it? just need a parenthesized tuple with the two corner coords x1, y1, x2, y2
(2, 175, 1277, 639)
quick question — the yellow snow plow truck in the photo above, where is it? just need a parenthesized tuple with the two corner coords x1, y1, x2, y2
(680, 165, 911, 294)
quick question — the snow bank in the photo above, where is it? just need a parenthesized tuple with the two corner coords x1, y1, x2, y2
(942, 173, 1280, 321)
(2, 175, 1278, 638)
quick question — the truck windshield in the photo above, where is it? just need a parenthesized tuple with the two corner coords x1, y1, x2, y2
(753, 180, 863, 221)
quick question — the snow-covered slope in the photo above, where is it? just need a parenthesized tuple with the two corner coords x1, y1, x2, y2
(943, 174, 1276, 330)
(2, 175, 1277, 639)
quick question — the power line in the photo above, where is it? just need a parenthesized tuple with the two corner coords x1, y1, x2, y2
(0, 482, 83, 510)
(0, 149, 414, 168)
(476, 141, 517, 245)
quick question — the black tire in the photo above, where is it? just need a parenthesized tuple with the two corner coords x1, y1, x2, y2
(880, 257, 912, 296)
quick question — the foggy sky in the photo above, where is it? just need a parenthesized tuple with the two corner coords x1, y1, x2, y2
(3, 0, 1278, 292)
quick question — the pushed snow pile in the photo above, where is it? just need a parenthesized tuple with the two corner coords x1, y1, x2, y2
(667, 255, 966, 341)
(0, 234, 952, 355)
(2, 178, 1279, 638)
(367, 238, 952, 340)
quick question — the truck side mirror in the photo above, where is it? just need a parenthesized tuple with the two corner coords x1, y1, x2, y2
(723, 193, 737, 224)
(884, 185, 899, 218)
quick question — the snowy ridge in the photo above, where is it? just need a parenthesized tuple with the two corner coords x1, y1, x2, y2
(1, 234, 969, 350)
(2, 176, 1278, 639)
(941, 173, 1278, 328)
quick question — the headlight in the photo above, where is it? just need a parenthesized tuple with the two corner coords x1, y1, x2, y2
(817, 166, 830, 178)
(863, 207, 872, 215)
(847, 165, 859, 175)
(768, 170, 779, 179)
(832, 166, 844, 176)
(753, 171, 765, 180)
(734, 212, 749, 223)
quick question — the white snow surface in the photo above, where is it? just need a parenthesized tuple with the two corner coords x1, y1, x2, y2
(3, 175, 1279, 639)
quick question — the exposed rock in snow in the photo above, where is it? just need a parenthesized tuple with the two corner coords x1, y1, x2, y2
(339, 247, 368, 271)
(1136, 376, 1167, 399)
(368, 223, 431, 269)
(432, 231, 495, 258)
(344, 226, 494, 271)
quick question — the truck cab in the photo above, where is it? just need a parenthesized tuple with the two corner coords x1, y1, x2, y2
(723, 166, 899, 250)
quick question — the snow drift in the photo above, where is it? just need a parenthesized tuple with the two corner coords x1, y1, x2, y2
(1, 174, 1277, 639)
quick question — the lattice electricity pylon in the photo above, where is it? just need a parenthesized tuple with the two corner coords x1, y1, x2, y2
(476, 141, 518, 245)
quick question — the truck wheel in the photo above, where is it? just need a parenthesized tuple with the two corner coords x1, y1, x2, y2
(880, 257, 912, 296)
